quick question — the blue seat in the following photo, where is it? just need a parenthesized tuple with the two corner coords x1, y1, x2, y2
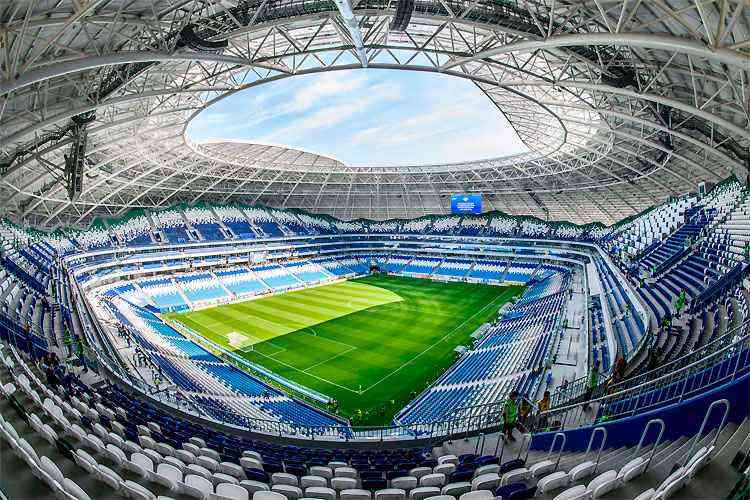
(494, 483, 526, 499)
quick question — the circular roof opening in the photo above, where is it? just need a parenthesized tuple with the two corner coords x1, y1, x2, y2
(187, 69, 529, 167)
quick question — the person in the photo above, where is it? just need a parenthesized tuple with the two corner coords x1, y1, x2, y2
(583, 361, 600, 411)
(45, 364, 59, 391)
(503, 390, 520, 442)
(536, 390, 550, 429)
(613, 356, 626, 382)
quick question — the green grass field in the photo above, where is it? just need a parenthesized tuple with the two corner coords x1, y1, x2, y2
(165, 275, 523, 425)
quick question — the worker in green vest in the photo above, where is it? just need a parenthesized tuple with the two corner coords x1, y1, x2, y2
(503, 390, 520, 442)
(583, 360, 600, 411)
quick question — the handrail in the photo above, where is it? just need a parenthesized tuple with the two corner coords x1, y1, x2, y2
(552, 316, 750, 410)
(683, 399, 730, 466)
(548, 432, 567, 471)
(691, 263, 745, 312)
(536, 329, 749, 432)
(584, 427, 607, 475)
(652, 245, 691, 277)
(634, 418, 664, 471)
(518, 433, 533, 462)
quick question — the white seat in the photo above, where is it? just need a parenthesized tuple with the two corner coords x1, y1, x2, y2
(500, 468, 530, 486)
(553, 485, 588, 500)
(432, 464, 455, 476)
(164, 456, 188, 474)
(201, 448, 221, 461)
(184, 443, 202, 455)
(198, 455, 220, 472)
(409, 486, 440, 500)
(84, 433, 106, 454)
(374, 488, 406, 500)
(335, 467, 358, 479)
(633, 488, 656, 500)
(241, 457, 263, 470)
(340, 489, 372, 500)
(98, 464, 125, 491)
(143, 448, 164, 465)
(458, 491, 493, 500)
(40, 456, 65, 487)
(253, 492, 288, 500)
(441, 482, 470, 497)
(309, 466, 333, 479)
(156, 442, 175, 457)
(271, 484, 303, 500)
(140, 435, 157, 450)
(62, 478, 93, 500)
(419, 473, 445, 488)
(410, 467, 432, 479)
(537, 471, 569, 493)
(212, 472, 240, 487)
(176, 449, 197, 465)
(331, 477, 357, 490)
(301, 476, 328, 489)
(128, 452, 155, 479)
(190, 437, 207, 448)
(185, 474, 215, 499)
(107, 432, 125, 447)
(272, 473, 299, 487)
(93, 423, 109, 440)
(587, 470, 618, 498)
(73, 449, 99, 476)
(568, 461, 596, 482)
(240, 480, 271, 495)
(391, 477, 417, 491)
(470, 473, 498, 491)
(653, 467, 687, 500)
(155, 462, 183, 492)
(530, 459, 555, 478)
(436, 455, 457, 465)
(123, 480, 157, 500)
(242, 450, 262, 461)
(617, 457, 647, 483)
(188, 464, 214, 481)
(210, 482, 251, 500)
(471, 465, 497, 477)
(304, 486, 336, 500)
(686, 446, 713, 477)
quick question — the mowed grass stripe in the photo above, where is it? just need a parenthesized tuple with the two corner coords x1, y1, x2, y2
(169, 275, 523, 426)
(167, 280, 403, 346)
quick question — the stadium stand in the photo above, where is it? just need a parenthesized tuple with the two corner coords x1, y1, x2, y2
(0, 179, 749, 499)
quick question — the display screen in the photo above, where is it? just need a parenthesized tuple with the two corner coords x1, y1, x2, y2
(451, 194, 482, 214)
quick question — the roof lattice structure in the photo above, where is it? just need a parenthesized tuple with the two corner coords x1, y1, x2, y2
(1, 0, 748, 227)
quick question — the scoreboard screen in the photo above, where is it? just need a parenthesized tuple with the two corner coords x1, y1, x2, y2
(451, 194, 482, 214)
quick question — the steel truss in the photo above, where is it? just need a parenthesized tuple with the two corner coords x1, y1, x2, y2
(0, 0, 748, 228)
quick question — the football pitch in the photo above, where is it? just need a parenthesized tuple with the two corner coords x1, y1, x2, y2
(165, 275, 523, 425)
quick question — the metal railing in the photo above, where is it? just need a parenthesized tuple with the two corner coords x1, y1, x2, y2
(551, 316, 750, 410)
(534, 326, 750, 433)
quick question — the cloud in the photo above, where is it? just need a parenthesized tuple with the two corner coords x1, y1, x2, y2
(189, 69, 527, 165)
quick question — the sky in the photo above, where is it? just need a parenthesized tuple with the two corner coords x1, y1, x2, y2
(187, 69, 528, 166)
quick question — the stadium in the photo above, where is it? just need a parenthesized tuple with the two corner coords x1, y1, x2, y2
(1, 0, 750, 499)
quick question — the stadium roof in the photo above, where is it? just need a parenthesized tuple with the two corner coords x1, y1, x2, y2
(1, 0, 749, 228)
